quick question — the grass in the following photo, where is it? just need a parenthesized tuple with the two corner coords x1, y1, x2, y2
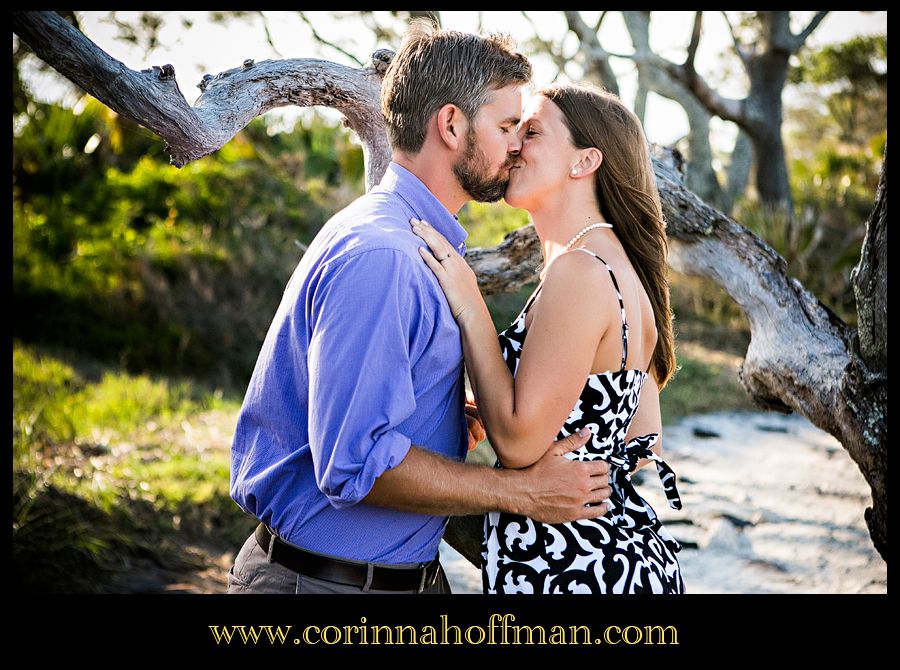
(12, 341, 255, 592)
(661, 340, 760, 423)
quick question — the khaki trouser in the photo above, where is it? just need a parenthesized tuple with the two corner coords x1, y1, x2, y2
(226, 530, 452, 594)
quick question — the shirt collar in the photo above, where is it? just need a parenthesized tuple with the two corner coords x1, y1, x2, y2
(376, 161, 469, 256)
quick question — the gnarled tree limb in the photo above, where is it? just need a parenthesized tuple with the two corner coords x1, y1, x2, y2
(12, 10, 390, 191)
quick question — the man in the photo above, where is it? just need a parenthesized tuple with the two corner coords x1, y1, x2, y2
(228, 22, 611, 594)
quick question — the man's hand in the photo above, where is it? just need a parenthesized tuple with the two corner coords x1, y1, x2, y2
(465, 401, 486, 451)
(516, 429, 612, 524)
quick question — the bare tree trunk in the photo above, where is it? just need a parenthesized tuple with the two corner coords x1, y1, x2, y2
(848, 148, 887, 559)
(624, 11, 827, 212)
(724, 129, 753, 212)
(682, 104, 726, 211)
(622, 11, 726, 211)
(633, 77, 648, 126)
(563, 11, 620, 97)
(14, 10, 885, 565)
(744, 47, 794, 210)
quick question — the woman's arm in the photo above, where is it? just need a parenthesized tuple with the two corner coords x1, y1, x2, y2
(483, 251, 614, 467)
(412, 218, 615, 469)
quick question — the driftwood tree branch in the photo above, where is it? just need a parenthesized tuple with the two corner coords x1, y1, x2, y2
(12, 10, 389, 191)
(14, 10, 885, 565)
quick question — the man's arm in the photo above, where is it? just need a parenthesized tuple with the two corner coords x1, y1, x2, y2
(306, 248, 422, 509)
(364, 429, 612, 524)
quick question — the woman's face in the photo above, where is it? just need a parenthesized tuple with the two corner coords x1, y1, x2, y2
(504, 95, 580, 211)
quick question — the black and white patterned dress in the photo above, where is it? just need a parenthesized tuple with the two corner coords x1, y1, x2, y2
(482, 249, 685, 594)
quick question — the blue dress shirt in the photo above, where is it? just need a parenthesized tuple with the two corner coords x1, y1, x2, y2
(231, 162, 469, 564)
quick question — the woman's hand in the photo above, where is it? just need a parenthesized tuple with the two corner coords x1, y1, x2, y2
(465, 399, 486, 451)
(411, 217, 483, 324)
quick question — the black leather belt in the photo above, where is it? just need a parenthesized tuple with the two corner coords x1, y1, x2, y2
(254, 523, 441, 592)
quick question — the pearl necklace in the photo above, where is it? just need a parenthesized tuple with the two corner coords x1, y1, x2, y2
(565, 222, 613, 251)
(537, 221, 614, 279)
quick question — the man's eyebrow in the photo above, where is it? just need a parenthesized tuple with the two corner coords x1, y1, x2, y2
(499, 116, 521, 126)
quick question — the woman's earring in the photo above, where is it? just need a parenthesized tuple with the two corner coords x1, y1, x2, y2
(570, 168, 578, 176)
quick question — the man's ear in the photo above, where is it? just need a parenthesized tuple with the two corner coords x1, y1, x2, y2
(435, 104, 465, 151)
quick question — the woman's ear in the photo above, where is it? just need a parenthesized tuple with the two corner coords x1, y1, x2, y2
(577, 147, 603, 176)
(435, 104, 465, 151)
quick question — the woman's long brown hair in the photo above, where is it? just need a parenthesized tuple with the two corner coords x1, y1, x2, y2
(539, 83, 676, 388)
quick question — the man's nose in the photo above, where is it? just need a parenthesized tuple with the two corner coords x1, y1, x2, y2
(509, 133, 522, 156)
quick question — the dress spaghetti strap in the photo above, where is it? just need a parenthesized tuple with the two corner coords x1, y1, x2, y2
(570, 248, 629, 371)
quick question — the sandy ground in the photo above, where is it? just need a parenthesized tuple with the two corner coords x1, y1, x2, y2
(439, 409, 886, 594)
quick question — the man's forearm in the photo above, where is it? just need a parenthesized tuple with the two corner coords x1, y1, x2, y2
(363, 431, 611, 525)
(363, 445, 525, 516)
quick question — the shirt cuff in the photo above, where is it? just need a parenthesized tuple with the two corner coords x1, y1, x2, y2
(321, 431, 414, 509)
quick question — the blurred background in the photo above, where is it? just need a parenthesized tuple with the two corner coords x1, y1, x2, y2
(12, 11, 886, 593)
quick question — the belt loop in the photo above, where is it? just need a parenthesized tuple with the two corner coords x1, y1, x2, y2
(362, 562, 374, 592)
(265, 526, 276, 562)
(418, 564, 427, 593)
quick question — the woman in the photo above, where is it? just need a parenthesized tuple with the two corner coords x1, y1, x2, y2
(411, 82, 684, 594)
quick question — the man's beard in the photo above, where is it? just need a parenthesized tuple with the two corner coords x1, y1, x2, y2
(452, 127, 514, 203)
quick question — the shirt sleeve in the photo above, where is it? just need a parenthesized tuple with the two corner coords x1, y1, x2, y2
(305, 247, 425, 509)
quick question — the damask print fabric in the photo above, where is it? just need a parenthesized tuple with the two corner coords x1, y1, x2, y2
(483, 250, 685, 594)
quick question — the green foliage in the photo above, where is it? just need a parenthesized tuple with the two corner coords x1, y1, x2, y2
(14, 97, 364, 385)
(13, 344, 84, 460)
(789, 34, 886, 87)
(13, 342, 251, 593)
(659, 347, 758, 424)
(13, 470, 146, 593)
(457, 200, 531, 248)
(13, 342, 234, 458)
(485, 282, 538, 333)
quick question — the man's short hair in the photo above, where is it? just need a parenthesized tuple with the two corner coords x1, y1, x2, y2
(380, 20, 532, 154)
